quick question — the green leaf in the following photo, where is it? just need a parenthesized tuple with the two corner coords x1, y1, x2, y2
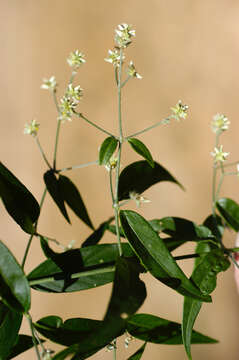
(118, 160, 183, 201)
(120, 210, 211, 302)
(104, 257, 146, 321)
(7, 335, 45, 360)
(0, 301, 22, 360)
(127, 342, 146, 360)
(58, 175, 94, 229)
(126, 313, 218, 345)
(216, 197, 239, 231)
(203, 214, 224, 243)
(0, 240, 31, 313)
(128, 138, 154, 168)
(43, 170, 70, 224)
(35, 316, 102, 346)
(182, 298, 202, 360)
(28, 243, 135, 293)
(81, 217, 114, 247)
(0, 162, 40, 233)
(98, 137, 118, 165)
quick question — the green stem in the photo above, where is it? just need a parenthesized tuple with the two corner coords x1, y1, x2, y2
(26, 314, 41, 360)
(109, 168, 115, 204)
(125, 117, 171, 139)
(53, 119, 62, 170)
(114, 67, 118, 86)
(29, 265, 115, 286)
(74, 112, 117, 138)
(35, 136, 52, 169)
(174, 253, 200, 261)
(21, 187, 47, 269)
(58, 160, 99, 173)
(113, 339, 117, 360)
(121, 75, 131, 88)
(217, 160, 239, 169)
(212, 132, 220, 214)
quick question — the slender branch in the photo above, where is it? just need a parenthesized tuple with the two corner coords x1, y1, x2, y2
(212, 132, 220, 214)
(174, 253, 200, 261)
(35, 136, 52, 169)
(121, 75, 131, 88)
(53, 120, 62, 170)
(21, 187, 47, 269)
(217, 160, 239, 169)
(125, 117, 170, 139)
(26, 314, 41, 360)
(74, 112, 117, 139)
(109, 168, 115, 204)
(114, 67, 118, 86)
(113, 339, 117, 360)
(58, 160, 99, 173)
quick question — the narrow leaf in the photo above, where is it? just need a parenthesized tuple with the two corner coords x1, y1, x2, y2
(120, 210, 211, 302)
(43, 170, 70, 224)
(127, 342, 146, 360)
(0, 162, 40, 233)
(0, 240, 31, 313)
(127, 313, 218, 345)
(0, 301, 22, 360)
(203, 214, 224, 243)
(118, 160, 183, 201)
(216, 197, 239, 231)
(99, 137, 118, 165)
(128, 138, 154, 167)
(81, 217, 114, 247)
(58, 175, 94, 229)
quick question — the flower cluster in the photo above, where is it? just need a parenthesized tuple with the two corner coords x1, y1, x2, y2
(105, 156, 118, 171)
(115, 23, 135, 48)
(211, 145, 229, 163)
(58, 96, 77, 122)
(67, 50, 86, 69)
(66, 84, 83, 102)
(105, 49, 125, 67)
(171, 100, 189, 121)
(127, 61, 142, 79)
(41, 76, 57, 91)
(24, 119, 40, 137)
(211, 113, 230, 133)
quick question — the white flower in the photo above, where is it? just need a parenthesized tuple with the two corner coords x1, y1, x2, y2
(105, 49, 124, 67)
(105, 156, 118, 171)
(129, 191, 150, 207)
(115, 23, 135, 48)
(23, 119, 40, 136)
(58, 96, 77, 122)
(211, 113, 230, 133)
(127, 61, 142, 79)
(66, 84, 83, 102)
(211, 145, 229, 163)
(41, 76, 57, 91)
(67, 50, 86, 68)
(171, 100, 189, 121)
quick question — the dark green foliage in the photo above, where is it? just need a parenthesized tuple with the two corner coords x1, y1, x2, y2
(118, 160, 183, 201)
(120, 210, 211, 302)
(58, 175, 94, 229)
(0, 240, 31, 313)
(98, 137, 118, 165)
(0, 162, 40, 233)
(44, 170, 70, 223)
(216, 197, 239, 231)
(128, 138, 154, 167)
(81, 217, 114, 247)
(127, 342, 146, 360)
(7, 335, 45, 360)
(0, 302, 22, 360)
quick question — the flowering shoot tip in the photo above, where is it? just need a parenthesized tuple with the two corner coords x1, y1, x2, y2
(41, 76, 57, 91)
(67, 50, 86, 69)
(127, 61, 142, 79)
(24, 119, 40, 137)
(171, 100, 188, 121)
(211, 113, 230, 133)
(115, 23, 135, 48)
(211, 145, 229, 163)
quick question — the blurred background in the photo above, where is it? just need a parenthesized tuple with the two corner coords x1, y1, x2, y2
(1, 1, 239, 359)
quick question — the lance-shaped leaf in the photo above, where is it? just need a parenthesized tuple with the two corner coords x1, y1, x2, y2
(28, 243, 135, 293)
(0, 162, 40, 233)
(58, 175, 94, 229)
(81, 217, 114, 247)
(127, 342, 146, 360)
(0, 240, 31, 313)
(44, 170, 70, 224)
(126, 313, 218, 345)
(118, 160, 183, 201)
(0, 301, 22, 360)
(182, 245, 230, 359)
(128, 138, 154, 168)
(203, 214, 224, 243)
(120, 210, 211, 302)
(98, 137, 118, 165)
(35, 316, 102, 346)
(216, 197, 239, 231)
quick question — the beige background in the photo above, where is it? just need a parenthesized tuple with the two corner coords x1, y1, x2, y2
(1, 1, 239, 359)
